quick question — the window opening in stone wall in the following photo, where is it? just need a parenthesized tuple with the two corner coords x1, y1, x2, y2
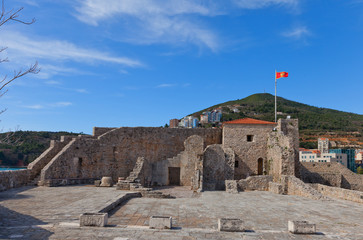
(235, 160, 239, 168)
(247, 135, 254, 142)
(257, 158, 263, 175)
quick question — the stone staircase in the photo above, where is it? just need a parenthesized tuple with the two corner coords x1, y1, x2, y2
(126, 157, 145, 183)
(28, 175, 40, 186)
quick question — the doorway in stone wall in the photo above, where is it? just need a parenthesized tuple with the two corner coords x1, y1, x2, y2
(257, 158, 263, 175)
(168, 167, 180, 185)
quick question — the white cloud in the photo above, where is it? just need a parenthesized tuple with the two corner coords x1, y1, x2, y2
(232, 0, 299, 9)
(52, 102, 72, 107)
(76, 89, 88, 93)
(45, 80, 61, 85)
(23, 101, 72, 110)
(156, 83, 175, 88)
(1, 30, 143, 68)
(282, 26, 311, 39)
(24, 104, 44, 109)
(74, 0, 222, 51)
(74, 0, 299, 51)
(75, 0, 217, 26)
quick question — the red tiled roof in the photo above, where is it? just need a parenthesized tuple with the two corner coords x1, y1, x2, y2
(223, 118, 276, 125)
(311, 150, 321, 154)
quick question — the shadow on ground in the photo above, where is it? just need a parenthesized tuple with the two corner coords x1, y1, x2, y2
(0, 205, 53, 239)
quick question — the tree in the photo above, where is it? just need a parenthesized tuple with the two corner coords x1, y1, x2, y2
(0, 0, 39, 145)
(357, 166, 363, 175)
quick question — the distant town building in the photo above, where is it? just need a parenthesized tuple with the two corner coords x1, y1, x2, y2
(200, 115, 208, 124)
(209, 109, 222, 123)
(179, 116, 199, 128)
(169, 119, 179, 128)
(329, 149, 356, 172)
(356, 151, 363, 165)
(299, 148, 348, 167)
(199, 108, 222, 124)
(231, 107, 240, 113)
(318, 138, 329, 154)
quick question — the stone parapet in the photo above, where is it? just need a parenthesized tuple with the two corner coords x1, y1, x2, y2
(92, 127, 116, 137)
(280, 175, 328, 201)
(38, 178, 96, 187)
(237, 175, 272, 191)
(268, 182, 284, 195)
(300, 162, 363, 191)
(0, 169, 29, 191)
(225, 180, 238, 193)
(311, 184, 363, 203)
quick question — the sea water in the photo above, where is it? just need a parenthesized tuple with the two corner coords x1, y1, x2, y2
(0, 167, 26, 171)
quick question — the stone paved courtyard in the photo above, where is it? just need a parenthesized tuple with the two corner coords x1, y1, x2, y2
(0, 185, 362, 239)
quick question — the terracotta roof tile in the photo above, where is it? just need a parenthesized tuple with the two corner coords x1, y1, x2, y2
(223, 118, 276, 125)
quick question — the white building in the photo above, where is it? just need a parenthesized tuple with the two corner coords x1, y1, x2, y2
(356, 151, 363, 165)
(299, 149, 348, 168)
(200, 115, 209, 124)
(318, 138, 329, 154)
(179, 116, 199, 128)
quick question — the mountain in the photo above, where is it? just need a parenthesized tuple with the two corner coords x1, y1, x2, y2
(190, 93, 363, 149)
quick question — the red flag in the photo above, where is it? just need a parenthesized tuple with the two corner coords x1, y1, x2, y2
(276, 72, 288, 79)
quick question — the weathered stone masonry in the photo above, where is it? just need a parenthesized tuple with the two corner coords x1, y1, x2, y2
(38, 127, 222, 186)
(2, 117, 362, 198)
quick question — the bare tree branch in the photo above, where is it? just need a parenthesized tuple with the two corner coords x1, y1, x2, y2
(0, 61, 40, 92)
(0, 0, 39, 146)
(0, 126, 23, 146)
(0, 0, 35, 27)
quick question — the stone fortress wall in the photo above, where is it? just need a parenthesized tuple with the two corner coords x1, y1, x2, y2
(33, 118, 300, 191)
(1, 117, 362, 199)
(38, 127, 222, 187)
(301, 162, 363, 191)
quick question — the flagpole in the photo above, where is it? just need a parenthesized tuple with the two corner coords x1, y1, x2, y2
(275, 69, 277, 123)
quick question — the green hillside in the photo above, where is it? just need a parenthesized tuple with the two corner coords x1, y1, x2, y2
(191, 93, 363, 148)
(0, 131, 81, 167)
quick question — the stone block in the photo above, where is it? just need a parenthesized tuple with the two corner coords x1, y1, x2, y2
(80, 213, 108, 227)
(218, 218, 245, 232)
(149, 216, 172, 229)
(116, 182, 130, 190)
(288, 220, 316, 234)
(100, 176, 113, 187)
(94, 180, 101, 187)
(269, 182, 283, 194)
(225, 180, 238, 193)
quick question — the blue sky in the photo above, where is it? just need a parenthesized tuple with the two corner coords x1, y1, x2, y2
(1, 0, 362, 134)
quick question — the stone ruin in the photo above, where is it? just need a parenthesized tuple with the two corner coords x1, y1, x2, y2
(19, 118, 300, 191)
(1, 117, 361, 199)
